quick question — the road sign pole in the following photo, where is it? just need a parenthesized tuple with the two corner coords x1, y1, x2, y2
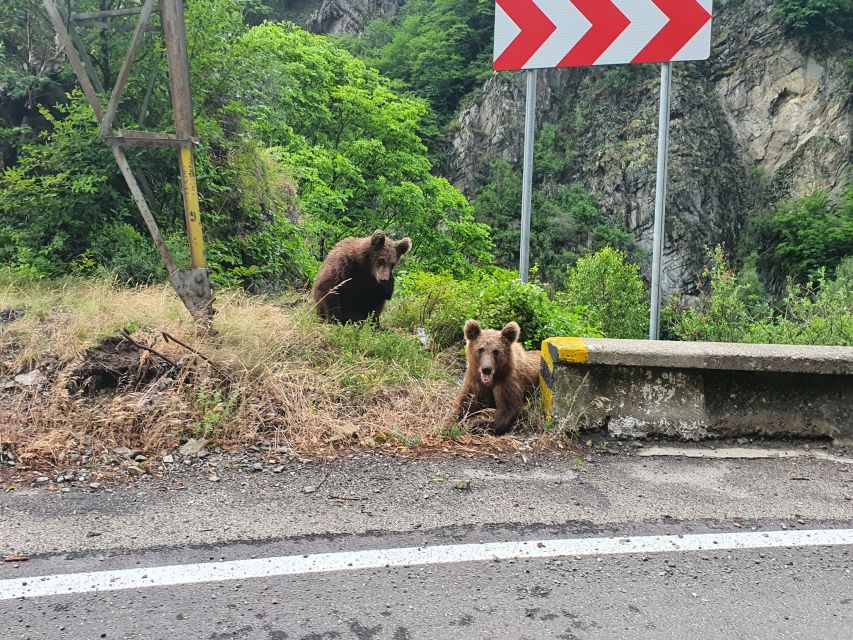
(649, 62, 673, 340)
(519, 68, 537, 284)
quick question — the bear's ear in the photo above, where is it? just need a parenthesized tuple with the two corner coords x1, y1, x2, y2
(370, 230, 386, 249)
(396, 237, 412, 257)
(501, 322, 521, 344)
(464, 320, 481, 342)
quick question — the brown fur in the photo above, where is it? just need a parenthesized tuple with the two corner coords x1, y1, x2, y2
(449, 320, 541, 435)
(312, 230, 411, 323)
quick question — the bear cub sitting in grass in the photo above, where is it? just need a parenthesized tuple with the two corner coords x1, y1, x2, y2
(449, 320, 542, 435)
(313, 229, 411, 323)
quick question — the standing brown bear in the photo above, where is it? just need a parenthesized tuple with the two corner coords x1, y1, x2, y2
(312, 230, 411, 323)
(449, 320, 541, 435)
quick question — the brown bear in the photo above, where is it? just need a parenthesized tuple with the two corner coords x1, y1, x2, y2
(449, 320, 541, 435)
(312, 229, 412, 323)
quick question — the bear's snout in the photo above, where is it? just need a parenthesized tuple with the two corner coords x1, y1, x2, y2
(480, 365, 494, 386)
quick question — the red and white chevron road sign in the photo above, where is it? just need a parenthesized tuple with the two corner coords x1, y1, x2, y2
(494, 0, 713, 71)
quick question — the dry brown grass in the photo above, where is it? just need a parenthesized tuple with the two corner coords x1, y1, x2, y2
(0, 274, 565, 470)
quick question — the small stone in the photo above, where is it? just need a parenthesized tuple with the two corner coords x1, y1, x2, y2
(133, 454, 147, 462)
(162, 455, 174, 464)
(112, 447, 138, 459)
(179, 438, 208, 457)
(196, 449, 210, 459)
(451, 479, 471, 490)
(35, 476, 50, 484)
(127, 465, 145, 477)
(272, 465, 285, 474)
(433, 477, 446, 484)
(88, 482, 101, 490)
(14, 370, 43, 387)
(302, 485, 317, 494)
(208, 473, 220, 482)
(253, 462, 263, 471)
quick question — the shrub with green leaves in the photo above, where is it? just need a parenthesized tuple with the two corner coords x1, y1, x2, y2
(474, 146, 635, 285)
(385, 268, 602, 350)
(772, 0, 853, 48)
(670, 247, 853, 346)
(562, 247, 650, 339)
(748, 188, 853, 287)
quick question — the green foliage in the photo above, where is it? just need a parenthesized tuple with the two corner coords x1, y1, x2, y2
(772, 0, 853, 48)
(193, 387, 238, 439)
(670, 247, 853, 346)
(340, 0, 494, 122)
(474, 156, 635, 283)
(562, 248, 650, 339)
(748, 188, 853, 285)
(0, 95, 126, 277)
(385, 268, 602, 350)
(320, 320, 449, 393)
(0, 1, 492, 288)
(85, 224, 172, 285)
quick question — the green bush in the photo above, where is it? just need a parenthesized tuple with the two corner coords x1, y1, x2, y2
(385, 268, 602, 350)
(339, 0, 494, 123)
(772, 0, 853, 48)
(670, 247, 853, 346)
(748, 188, 853, 285)
(474, 152, 634, 285)
(562, 247, 650, 339)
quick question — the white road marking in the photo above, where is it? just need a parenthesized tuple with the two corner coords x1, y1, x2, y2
(2, 529, 852, 601)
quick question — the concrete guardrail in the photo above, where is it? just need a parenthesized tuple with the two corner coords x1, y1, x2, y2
(540, 338, 853, 444)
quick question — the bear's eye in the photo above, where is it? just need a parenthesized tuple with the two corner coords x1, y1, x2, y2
(492, 349, 500, 357)
(477, 347, 485, 354)
(377, 259, 386, 266)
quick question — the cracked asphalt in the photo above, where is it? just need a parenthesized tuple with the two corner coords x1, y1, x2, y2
(2, 443, 852, 639)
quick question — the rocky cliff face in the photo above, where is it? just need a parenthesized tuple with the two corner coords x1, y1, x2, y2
(446, 0, 851, 297)
(266, 0, 401, 35)
(307, 0, 402, 34)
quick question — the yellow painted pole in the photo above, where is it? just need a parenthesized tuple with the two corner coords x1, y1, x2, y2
(178, 146, 206, 269)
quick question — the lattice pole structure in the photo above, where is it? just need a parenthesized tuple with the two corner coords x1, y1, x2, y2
(41, 0, 214, 323)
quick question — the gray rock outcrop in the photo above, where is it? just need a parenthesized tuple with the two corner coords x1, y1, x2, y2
(308, 0, 402, 34)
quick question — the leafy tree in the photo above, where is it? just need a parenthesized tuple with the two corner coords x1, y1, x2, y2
(339, 0, 494, 122)
(474, 126, 635, 284)
(772, 0, 853, 49)
(0, 0, 493, 287)
(748, 188, 853, 286)
(562, 248, 649, 339)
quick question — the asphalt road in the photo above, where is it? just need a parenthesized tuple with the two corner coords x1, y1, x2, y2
(2, 443, 852, 639)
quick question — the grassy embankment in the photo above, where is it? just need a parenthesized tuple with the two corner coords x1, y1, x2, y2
(0, 273, 552, 470)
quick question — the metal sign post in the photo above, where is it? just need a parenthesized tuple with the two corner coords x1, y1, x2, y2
(519, 68, 537, 284)
(493, 0, 713, 331)
(649, 61, 672, 340)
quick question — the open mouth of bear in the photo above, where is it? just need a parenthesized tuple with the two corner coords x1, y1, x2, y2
(480, 372, 493, 385)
